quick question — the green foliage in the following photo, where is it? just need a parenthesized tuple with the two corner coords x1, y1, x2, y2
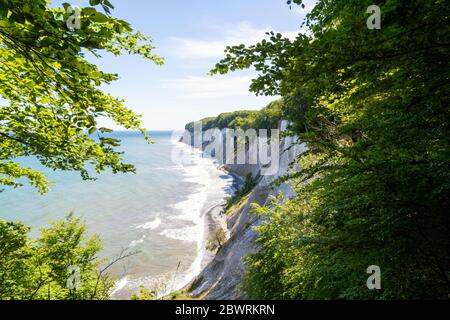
(0, 0, 163, 193)
(185, 99, 283, 133)
(241, 173, 258, 195)
(131, 285, 155, 300)
(206, 227, 227, 252)
(130, 273, 173, 300)
(0, 214, 114, 300)
(186, 111, 257, 133)
(226, 173, 257, 210)
(214, 0, 450, 299)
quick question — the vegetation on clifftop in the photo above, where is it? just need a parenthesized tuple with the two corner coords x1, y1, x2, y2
(185, 99, 283, 133)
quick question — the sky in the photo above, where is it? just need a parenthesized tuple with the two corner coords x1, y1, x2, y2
(54, 0, 316, 130)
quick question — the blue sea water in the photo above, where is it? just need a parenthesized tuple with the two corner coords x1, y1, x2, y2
(0, 131, 234, 299)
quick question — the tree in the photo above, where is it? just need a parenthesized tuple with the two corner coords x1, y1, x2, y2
(0, 214, 118, 300)
(0, 219, 36, 299)
(213, 0, 450, 299)
(206, 227, 227, 252)
(0, 0, 163, 193)
(131, 285, 155, 300)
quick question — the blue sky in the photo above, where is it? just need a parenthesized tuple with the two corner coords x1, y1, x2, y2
(54, 0, 316, 130)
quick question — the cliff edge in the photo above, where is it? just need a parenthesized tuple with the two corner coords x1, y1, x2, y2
(185, 120, 305, 299)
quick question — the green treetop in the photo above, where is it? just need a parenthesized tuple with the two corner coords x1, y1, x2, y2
(0, 0, 163, 193)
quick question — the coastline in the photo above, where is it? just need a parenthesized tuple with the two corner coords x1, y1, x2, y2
(170, 140, 243, 297)
(110, 137, 240, 300)
(170, 120, 302, 299)
(200, 168, 242, 270)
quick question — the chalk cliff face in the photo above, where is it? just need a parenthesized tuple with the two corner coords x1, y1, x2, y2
(186, 120, 306, 299)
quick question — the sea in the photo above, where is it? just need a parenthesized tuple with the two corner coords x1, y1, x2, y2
(0, 131, 235, 299)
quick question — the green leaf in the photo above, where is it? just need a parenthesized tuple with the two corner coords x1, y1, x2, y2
(89, 0, 101, 6)
(90, 12, 109, 23)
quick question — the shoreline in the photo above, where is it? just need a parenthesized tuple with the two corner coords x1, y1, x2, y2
(184, 166, 242, 290)
(111, 141, 240, 299)
(170, 142, 243, 297)
(201, 168, 242, 267)
(174, 167, 241, 298)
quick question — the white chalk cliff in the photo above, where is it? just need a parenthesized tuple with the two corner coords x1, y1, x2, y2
(186, 120, 306, 299)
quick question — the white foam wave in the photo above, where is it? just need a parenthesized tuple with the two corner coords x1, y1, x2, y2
(159, 144, 212, 290)
(152, 165, 184, 171)
(163, 142, 238, 292)
(110, 276, 128, 296)
(112, 140, 236, 299)
(168, 152, 212, 224)
(136, 217, 161, 230)
(129, 235, 146, 247)
(159, 226, 199, 242)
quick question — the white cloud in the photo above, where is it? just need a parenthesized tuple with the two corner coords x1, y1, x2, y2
(161, 75, 255, 98)
(171, 22, 300, 60)
(170, 38, 229, 59)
